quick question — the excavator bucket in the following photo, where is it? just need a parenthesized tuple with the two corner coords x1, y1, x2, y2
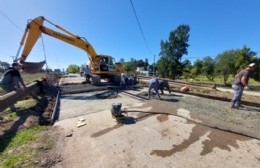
(21, 61, 46, 73)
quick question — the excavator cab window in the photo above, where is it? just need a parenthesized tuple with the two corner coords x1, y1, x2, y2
(108, 58, 116, 71)
(100, 58, 108, 71)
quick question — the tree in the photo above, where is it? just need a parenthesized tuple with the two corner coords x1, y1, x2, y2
(158, 24, 190, 79)
(123, 62, 135, 73)
(202, 56, 216, 82)
(182, 59, 192, 81)
(251, 57, 260, 81)
(215, 50, 236, 86)
(191, 59, 203, 78)
(157, 57, 168, 78)
(67, 64, 79, 73)
(233, 46, 257, 75)
(0, 61, 10, 72)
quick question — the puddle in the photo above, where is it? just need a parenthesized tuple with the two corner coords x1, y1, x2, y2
(157, 114, 169, 122)
(150, 124, 250, 157)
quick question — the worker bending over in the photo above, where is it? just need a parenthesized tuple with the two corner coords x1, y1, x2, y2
(159, 80, 171, 94)
(148, 77, 161, 100)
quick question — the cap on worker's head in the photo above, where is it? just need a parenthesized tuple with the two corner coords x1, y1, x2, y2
(12, 62, 21, 67)
(248, 63, 256, 68)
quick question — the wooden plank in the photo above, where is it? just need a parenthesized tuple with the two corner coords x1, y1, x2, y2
(0, 82, 39, 112)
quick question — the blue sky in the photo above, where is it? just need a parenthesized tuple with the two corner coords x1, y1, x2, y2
(0, 0, 259, 70)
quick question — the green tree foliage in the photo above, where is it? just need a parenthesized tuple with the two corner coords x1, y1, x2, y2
(67, 64, 79, 73)
(157, 57, 169, 78)
(123, 58, 149, 73)
(123, 63, 134, 73)
(202, 56, 216, 82)
(251, 57, 260, 81)
(215, 50, 236, 86)
(233, 46, 257, 74)
(182, 59, 192, 80)
(158, 25, 190, 79)
(0, 61, 10, 72)
(191, 59, 203, 78)
(211, 47, 259, 85)
(232, 46, 260, 82)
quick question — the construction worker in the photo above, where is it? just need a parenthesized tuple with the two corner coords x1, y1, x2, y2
(120, 73, 129, 89)
(159, 80, 171, 94)
(84, 65, 91, 83)
(0, 62, 27, 111)
(148, 77, 161, 100)
(100, 59, 107, 71)
(231, 63, 256, 109)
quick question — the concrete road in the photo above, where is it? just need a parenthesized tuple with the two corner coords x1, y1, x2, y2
(53, 89, 260, 168)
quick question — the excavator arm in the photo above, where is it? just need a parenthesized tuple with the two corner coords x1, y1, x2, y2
(18, 16, 97, 63)
(16, 16, 123, 76)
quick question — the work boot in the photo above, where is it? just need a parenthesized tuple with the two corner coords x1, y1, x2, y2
(230, 100, 239, 109)
(236, 101, 244, 108)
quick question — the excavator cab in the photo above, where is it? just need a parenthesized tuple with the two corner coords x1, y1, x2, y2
(97, 55, 117, 72)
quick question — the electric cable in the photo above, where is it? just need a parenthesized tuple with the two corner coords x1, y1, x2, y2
(0, 9, 23, 31)
(129, 0, 152, 55)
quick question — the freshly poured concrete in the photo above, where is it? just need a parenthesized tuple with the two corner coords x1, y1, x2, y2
(54, 89, 260, 168)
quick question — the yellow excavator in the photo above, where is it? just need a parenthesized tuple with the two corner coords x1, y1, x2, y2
(15, 16, 124, 82)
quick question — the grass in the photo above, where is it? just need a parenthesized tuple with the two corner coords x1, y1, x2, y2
(3, 126, 44, 149)
(184, 75, 260, 86)
(0, 95, 54, 168)
(16, 99, 37, 109)
(0, 126, 50, 168)
(3, 112, 18, 120)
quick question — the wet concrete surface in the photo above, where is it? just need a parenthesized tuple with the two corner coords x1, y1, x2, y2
(53, 88, 260, 168)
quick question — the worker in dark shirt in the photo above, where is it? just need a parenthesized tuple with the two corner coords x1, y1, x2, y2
(0, 62, 27, 111)
(158, 80, 171, 95)
(231, 63, 256, 109)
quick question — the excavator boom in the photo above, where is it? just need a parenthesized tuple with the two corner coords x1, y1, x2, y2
(16, 16, 123, 79)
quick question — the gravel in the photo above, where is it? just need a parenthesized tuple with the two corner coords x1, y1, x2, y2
(134, 90, 260, 139)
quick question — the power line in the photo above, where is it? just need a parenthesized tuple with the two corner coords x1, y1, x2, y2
(0, 9, 23, 31)
(129, 0, 152, 55)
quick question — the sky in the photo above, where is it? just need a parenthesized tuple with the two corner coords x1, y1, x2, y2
(0, 0, 260, 70)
